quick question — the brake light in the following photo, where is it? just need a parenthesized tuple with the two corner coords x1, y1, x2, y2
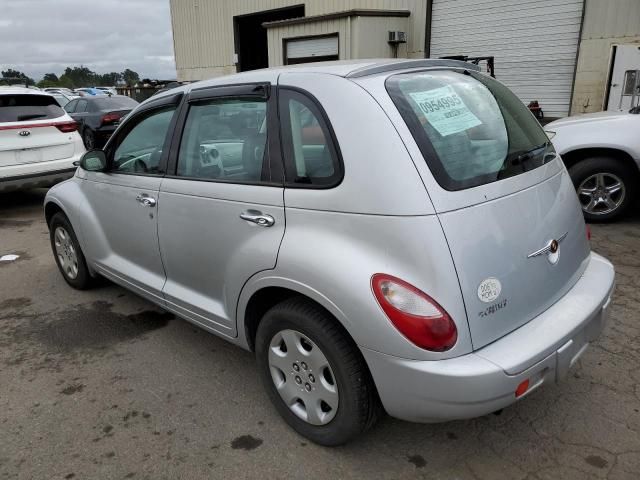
(101, 113, 121, 125)
(371, 274, 457, 351)
(586, 224, 591, 241)
(55, 121, 77, 133)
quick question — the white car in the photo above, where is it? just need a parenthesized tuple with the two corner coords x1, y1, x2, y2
(0, 87, 85, 192)
(548, 110, 640, 221)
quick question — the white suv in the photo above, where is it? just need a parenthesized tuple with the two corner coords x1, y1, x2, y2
(0, 87, 85, 192)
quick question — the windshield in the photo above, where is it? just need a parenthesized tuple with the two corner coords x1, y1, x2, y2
(386, 70, 552, 191)
(0, 94, 66, 123)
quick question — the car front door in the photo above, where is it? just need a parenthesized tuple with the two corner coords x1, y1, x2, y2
(78, 94, 182, 304)
(157, 84, 285, 337)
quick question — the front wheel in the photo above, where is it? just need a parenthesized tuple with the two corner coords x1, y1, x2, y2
(255, 297, 381, 446)
(569, 157, 637, 222)
(49, 212, 94, 289)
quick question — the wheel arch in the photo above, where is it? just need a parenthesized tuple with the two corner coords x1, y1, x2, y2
(561, 147, 640, 178)
(44, 199, 70, 227)
(238, 278, 355, 353)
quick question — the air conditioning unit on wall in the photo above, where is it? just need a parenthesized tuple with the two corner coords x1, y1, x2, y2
(388, 31, 407, 44)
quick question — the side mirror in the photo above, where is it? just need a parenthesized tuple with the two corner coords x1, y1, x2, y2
(76, 150, 107, 172)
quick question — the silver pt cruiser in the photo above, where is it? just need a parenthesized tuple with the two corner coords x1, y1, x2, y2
(44, 59, 616, 445)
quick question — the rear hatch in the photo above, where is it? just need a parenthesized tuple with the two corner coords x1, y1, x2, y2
(386, 69, 591, 349)
(0, 93, 77, 167)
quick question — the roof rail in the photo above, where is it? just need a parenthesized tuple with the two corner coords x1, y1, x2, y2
(346, 59, 481, 79)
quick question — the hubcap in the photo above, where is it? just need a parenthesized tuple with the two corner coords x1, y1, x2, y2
(577, 173, 625, 216)
(54, 227, 79, 280)
(268, 329, 339, 426)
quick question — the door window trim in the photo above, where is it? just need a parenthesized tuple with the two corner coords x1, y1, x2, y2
(278, 86, 344, 189)
(103, 93, 184, 178)
(165, 82, 284, 187)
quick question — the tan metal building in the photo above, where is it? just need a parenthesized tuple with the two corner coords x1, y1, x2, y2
(170, 0, 640, 118)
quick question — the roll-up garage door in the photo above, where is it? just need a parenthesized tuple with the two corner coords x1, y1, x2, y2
(429, 0, 584, 118)
(286, 35, 339, 64)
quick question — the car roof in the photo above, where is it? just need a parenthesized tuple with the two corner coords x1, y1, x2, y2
(0, 86, 54, 96)
(148, 58, 478, 105)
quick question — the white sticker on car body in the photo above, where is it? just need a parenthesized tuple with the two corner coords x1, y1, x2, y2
(409, 85, 482, 137)
(477, 277, 501, 303)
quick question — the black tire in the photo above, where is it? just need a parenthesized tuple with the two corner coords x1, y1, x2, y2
(568, 156, 637, 223)
(255, 297, 382, 446)
(82, 129, 95, 150)
(49, 212, 94, 290)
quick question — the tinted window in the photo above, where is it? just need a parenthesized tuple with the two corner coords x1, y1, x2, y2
(0, 94, 65, 122)
(76, 99, 88, 113)
(177, 98, 268, 182)
(64, 100, 78, 113)
(112, 107, 176, 175)
(93, 96, 139, 111)
(53, 95, 70, 107)
(386, 70, 552, 191)
(279, 89, 341, 187)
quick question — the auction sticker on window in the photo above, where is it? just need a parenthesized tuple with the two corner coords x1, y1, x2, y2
(409, 85, 482, 137)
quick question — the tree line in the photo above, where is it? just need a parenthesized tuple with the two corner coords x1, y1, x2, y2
(0, 66, 141, 88)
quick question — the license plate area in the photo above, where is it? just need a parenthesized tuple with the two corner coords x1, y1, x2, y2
(17, 148, 43, 164)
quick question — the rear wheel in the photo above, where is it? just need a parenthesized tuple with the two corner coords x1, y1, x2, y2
(255, 297, 381, 446)
(569, 157, 637, 222)
(49, 212, 94, 289)
(82, 129, 95, 150)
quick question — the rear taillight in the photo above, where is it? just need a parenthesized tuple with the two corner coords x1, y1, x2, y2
(101, 113, 121, 125)
(371, 274, 457, 351)
(586, 224, 591, 241)
(55, 121, 78, 133)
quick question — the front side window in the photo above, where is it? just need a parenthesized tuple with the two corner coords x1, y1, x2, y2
(279, 89, 341, 187)
(387, 70, 552, 191)
(177, 98, 268, 182)
(112, 107, 176, 174)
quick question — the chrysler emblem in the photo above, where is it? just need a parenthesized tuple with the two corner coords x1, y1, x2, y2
(527, 232, 568, 265)
(19, 130, 31, 137)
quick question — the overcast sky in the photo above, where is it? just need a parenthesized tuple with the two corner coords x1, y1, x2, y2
(1, 0, 176, 81)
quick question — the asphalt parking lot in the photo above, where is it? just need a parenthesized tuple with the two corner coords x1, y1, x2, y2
(1, 189, 639, 480)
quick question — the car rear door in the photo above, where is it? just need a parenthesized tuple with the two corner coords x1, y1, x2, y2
(77, 94, 182, 303)
(368, 68, 591, 350)
(157, 83, 285, 337)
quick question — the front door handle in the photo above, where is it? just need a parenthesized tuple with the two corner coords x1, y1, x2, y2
(240, 210, 275, 227)
(136, 193, 156, 207)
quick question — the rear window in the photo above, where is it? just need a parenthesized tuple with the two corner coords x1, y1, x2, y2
(93, 96, 138, 111)
(386, 70, 553, 191)
(0, 94, 65, 123)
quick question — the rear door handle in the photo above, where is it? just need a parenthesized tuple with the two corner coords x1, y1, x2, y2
(240, 210, 275, 227)
(136, 193, 156, 207)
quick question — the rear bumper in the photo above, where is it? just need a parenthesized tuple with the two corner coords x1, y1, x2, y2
(0, 154, 81, 192)
(363, 252, 615, 423)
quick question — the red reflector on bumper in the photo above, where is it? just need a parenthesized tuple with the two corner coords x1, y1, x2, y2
(515, 379, 530, 398)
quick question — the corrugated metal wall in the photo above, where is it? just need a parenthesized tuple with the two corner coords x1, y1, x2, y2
(170, 0, 426, 81)
(572, 0, 640, 113)
(429, 0, 584, 118)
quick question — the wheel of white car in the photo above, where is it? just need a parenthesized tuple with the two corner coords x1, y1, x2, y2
(569, 156, 637, 222)
(49, 212, 94, 290)
(255, 297, 382, 446)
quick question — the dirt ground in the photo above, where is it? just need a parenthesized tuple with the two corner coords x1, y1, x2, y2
(1, 189, 639, 480)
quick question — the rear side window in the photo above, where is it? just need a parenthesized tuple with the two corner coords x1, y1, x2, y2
(387, 70, 552, 191)
(0, 94, 65, 122)
(279, 89, 342, 187)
